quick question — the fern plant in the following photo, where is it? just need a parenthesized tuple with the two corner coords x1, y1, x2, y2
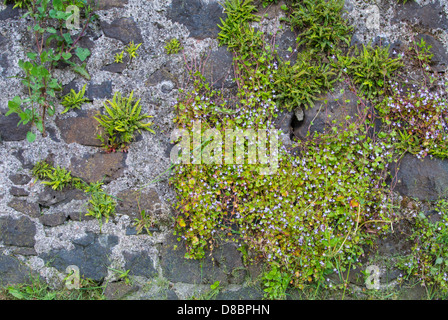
(114, 51, 124, 63)
(61, 84, 88, 114)
(94, 91, 155, 152)
(274, 52, 336, 111)
(217, 0, 260, 50)
(32, 160, 53, 180)
(336, 43, 403, 99)
(3, 0, 31, 9)
(85, 183, 117, 232)
(288, 0, 352, 54)
(125, 41, 142, 60)
(41, 165, 74, 191)
(164, 38, 182, 55)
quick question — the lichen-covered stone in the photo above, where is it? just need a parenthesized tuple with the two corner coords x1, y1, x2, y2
(69, 152, 127, 184)
(55, 110, 104, 147)
(116, 187, 163, 220)
(7, 199, 40, 218)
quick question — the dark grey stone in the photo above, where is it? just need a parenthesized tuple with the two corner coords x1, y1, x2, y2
(160, 234, 245, 285)
(72, 232, 96, 246)
(101, 62, 127, 74)
(389, 153, 448, 201)
(101, 17, 143, 45)
(0, 112, 31, 141)
(7, 199, 40, 218)
(40, 233, 119, 282)
(125, 226, 159, 235)
(160, 235, 226, 284)
(37, 186, 87, 207)
(10, 186, 29, 197)
(61, 80, 80, 96)
(0, 4, 20, 21)
(277, 29, 299, 65)
(215, 244, 247, 285)
(39, 212, 68, 227)
(0, 215, 36, 248)
(85, 81, 113, 100)
(146, 64, 177, 86)
(167, 0, 225, 40)
(0, 255, 33, 286)
(123, 251, 158, 278)
(215, 286, 264, 300)
(68, 211, 96, 222)
(103, 281, 139, 300)
(10, 247, 37, 256)
(45, 126, 60, 143)
(202, 46, 236, 89)
(166, 289, 179, 300)
(273, 110, 294, 135)
(397, 280, 427, 300)
(9, 174, 31, 186)
(394, 0, 448, 31)
(0, 53, 8, 76)
(380, 268, 403, 284)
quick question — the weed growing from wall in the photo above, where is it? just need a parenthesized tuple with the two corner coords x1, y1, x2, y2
(6, 0, 94, 142)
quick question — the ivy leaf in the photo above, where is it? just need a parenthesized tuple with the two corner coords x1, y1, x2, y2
(46, 27, 57, 34)
(6, 96, 22, 115)
(62, 52, 72, 61)
(52, 0, 63, 11)
(26, 131, 36, 143)
(75, 47, 90, 62)
(26, 52, 38, 60)
(36, 121, 44, 133)
(63, 33, 73, 45)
